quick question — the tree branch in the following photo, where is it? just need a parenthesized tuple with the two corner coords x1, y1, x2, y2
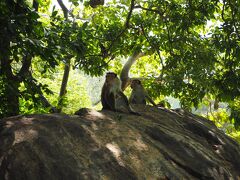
(120, 51, 145, 91)
(57, 59, 70, 110)
(140, 24, 165, 80)
(18, 0, 38, 77)
(221, 0, 226, 22)
(18, 0, 57, 112)
(18, 54, 32, 76)
(1, 56, 15, 80)
(125, 0, 135, 28)
(57, 0, 69, 19)
(33, 0, 39, 11)
(56, 0, 71, 112)
(134, 5, 165, 17)
(107, 0, 135, 51)
(121, 52, 144, 79)
(27, 73, 58, 112)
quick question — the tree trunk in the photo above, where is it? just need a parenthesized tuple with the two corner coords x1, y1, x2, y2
(0, 60, 20, 117)
(120, 51, 145, 91)
(0, 30, 20, 116)
(0, 75, 20, 117)
(56, 0, 70, 112)
(57, 59, 70, 111)
(4, 81, 20, 116)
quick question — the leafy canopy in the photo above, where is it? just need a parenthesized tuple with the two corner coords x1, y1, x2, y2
(0, 0, 240, 129)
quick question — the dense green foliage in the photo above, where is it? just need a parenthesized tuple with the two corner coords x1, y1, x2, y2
(0, 0, 239, 135)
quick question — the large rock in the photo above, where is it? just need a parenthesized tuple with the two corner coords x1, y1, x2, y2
(0, 105, 240, 179)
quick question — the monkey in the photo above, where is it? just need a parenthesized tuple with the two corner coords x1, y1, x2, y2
(129, 79, 157, 106)
(101, 72, 118, 111)
(101, 72, 140, 115)
(119, 51, 156, 106)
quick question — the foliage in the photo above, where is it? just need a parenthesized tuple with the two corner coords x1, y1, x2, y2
(0, 0, 239, 135)
(19, 62, 92, 114)
(0, 76, 8, 118)
(229, 99, 240, 129)
(204, 108, 240, 143)
(38, 66, 92, 114)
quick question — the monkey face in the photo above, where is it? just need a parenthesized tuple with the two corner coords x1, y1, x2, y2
(106, 72, 117, 83)
(130, 79, 141, 89)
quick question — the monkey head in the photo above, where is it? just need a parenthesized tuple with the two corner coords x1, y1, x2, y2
(105, 72, 121, 87)
(105, 72, 117, 82)
(130, 79, 142, 89)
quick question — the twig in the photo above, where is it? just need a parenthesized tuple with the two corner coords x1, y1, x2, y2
(57, 0, 69, 19)
(140, 24, 165, 79)
(134, 5, 165, 17)
(107, 0, 135, 51)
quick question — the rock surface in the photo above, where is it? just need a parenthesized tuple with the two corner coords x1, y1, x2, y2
(0, 105, 240, 180)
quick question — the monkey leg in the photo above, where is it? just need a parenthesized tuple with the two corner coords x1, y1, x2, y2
(101, 91, 111, 110)
(101, 98, 111, 110)
(130, 98, 146, 105)
(118, 91, 140, 116)
(105, 92, 116, 111)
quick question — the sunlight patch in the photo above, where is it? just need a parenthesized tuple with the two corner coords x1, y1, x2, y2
(5, 121, 14, 128)
(134, 138, 148, 151)
(20, 117, 35, 125)
(13, 129, 38, 145)
(208, 130, 225, 145)
(106, 143, 125, 166)
(89, 110, 105, 118)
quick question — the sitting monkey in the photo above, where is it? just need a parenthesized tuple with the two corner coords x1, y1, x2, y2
(101, 72, 140, 115)
(119, 52, 156, 106)
(129, 79, 157, 106)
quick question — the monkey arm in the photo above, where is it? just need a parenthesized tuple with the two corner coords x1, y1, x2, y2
(129, 93, 134, 104)
(101, 87, 110, 110)
(107, 92, 116, 111)
(117, 91, 140, 115)
(118, 91, 131, 106)
(101, 93, 116, 111)
(101, 84, 115, 110)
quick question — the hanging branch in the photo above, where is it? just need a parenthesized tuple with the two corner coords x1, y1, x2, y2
(18, 54, 32, 76)
(57, 0, 69, 19)
(17, 0, 57, 112)
(138, 4, 173, 56)
(107, 0, 135, 52)
(134, 5, 165, 17)
(140, 24, 165, 80)
(56, 0, 71, 112)
(86, 0, 136, 69)
(18, 0, 39, 77)
(25, 72, 58, 112)
(221, 0, 226, 22)
(33, 0, 39, 10)
(164, 20, 174, 56)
